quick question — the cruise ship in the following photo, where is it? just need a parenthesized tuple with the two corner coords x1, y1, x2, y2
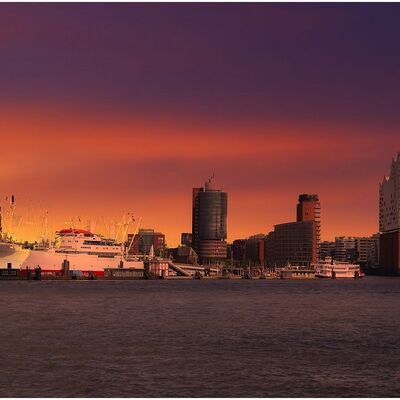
(0, 228, 144, 277)
(314, 257, 364, 278)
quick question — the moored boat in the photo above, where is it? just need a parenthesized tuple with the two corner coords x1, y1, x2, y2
(0, 228, 144, 277)
(314, 257, 364, 278)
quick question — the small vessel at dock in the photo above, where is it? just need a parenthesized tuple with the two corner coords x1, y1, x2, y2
(314, 257, 364, 278)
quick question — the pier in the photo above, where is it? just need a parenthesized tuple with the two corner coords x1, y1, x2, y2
(0, 259, 362, 281)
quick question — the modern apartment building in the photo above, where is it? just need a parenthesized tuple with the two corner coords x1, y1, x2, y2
(334, 236, 357, 262)
(265, 220, 316, 267)
(320, 241, 335, 259)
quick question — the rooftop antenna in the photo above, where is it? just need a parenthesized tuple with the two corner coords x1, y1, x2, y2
(204, 173, 215, 191)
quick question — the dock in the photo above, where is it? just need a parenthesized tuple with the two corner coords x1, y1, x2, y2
(0, 260, 357, 281)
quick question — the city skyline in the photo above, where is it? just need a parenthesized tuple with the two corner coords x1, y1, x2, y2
(1, 5, 400, 399)
(1, 4, 400, 245)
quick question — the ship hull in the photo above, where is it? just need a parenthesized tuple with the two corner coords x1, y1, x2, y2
(315, 269, 365, 278)
(315, 272, 364, 278)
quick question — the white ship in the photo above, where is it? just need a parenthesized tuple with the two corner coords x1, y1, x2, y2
(0, 228, 144, 277)
(314, 257, 364, 278)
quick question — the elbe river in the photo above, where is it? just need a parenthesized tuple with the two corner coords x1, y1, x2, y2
(0, 277, 399, 397)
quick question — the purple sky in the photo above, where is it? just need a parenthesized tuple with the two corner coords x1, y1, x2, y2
(0, 3, 399, 244)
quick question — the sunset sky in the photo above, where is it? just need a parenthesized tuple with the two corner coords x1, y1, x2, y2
(1, 3, 399, 245)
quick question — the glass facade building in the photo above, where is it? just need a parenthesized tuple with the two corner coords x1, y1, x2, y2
(192, 177, 228, 264)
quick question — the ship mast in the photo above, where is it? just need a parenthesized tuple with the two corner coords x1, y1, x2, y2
(2, 194, 16, 242)
(9, 195, 15, 241)
(121, 212, 135, 243)
(126, 216, 142, 256)
(114, 212, 125, 242)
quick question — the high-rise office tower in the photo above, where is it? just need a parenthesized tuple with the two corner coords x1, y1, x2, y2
(379, 152, 400, 274)
(192, 176, 228, 264)
(297, 194, 321, 260)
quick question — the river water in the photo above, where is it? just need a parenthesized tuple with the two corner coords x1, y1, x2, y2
(0, 277, 399, 397)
